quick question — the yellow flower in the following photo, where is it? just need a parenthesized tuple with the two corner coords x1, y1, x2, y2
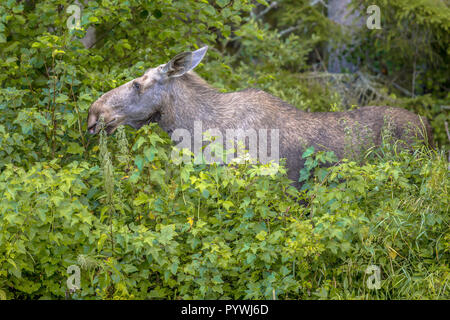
(187, 217, 194, 227)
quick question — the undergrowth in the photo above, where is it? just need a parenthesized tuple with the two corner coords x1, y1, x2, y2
(0, 123, 448, 300)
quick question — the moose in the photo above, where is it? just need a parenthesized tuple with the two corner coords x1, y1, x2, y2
(87, 46, 433, 188)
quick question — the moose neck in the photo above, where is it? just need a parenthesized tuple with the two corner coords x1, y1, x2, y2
(159, 72, 224, 134)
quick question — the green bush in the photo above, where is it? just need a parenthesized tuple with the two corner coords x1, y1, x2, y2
(303, 142, 449, 299)
(1, 123, 448, 299)
(350, 0, 450, 99)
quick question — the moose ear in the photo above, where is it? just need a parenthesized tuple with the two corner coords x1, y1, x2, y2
(163, 46, 208, 78)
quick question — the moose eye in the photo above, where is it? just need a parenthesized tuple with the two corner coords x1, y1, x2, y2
(133, 82, 141, 91)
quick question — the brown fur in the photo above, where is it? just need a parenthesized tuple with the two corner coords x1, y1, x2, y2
(88, 58, 433, 189)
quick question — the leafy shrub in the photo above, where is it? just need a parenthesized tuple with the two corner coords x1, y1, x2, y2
(349, 0, 450, 99)
(1, 123, 448, 299)
(305, 143, 448, 298)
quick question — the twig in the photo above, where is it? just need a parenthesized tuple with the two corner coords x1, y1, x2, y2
(444, 121, 450, 166)
(444, 121, 450, 170)
(314, 48, 328, 72)
(253, 1, 278, 20)
(51, 57, 57, 158)
(391, 81, 413, 97)
(444, 121, 450, 143)
(69, 78, 88, 157)
(357, 71, 396, 103)
(279, 24, 300, 37)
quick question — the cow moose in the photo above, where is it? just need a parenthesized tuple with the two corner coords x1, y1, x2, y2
(87, 46, 433, 188)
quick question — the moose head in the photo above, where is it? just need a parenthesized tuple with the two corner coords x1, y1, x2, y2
(87, 46, 209, 135)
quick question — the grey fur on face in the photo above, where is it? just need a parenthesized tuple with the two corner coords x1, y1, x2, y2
(87, 46, 208, 135)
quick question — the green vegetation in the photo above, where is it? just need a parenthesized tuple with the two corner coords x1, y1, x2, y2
(0, 0, 448, 299)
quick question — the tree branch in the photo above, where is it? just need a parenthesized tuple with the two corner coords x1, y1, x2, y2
(252, 1, 278, 20)
(279, 24, 300, 37)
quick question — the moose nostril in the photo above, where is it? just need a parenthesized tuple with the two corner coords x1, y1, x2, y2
(88, 122, 97, 134)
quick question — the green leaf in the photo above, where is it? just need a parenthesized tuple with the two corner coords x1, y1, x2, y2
(67, 142, 84, 155)
(55, 94, 69, 103)
(255, 230, 267, 241)
(217, 0, 230, 8)
(98, 233, 108, 251)
(159, 224, 177, 246)
(302, 147, 315, 159)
